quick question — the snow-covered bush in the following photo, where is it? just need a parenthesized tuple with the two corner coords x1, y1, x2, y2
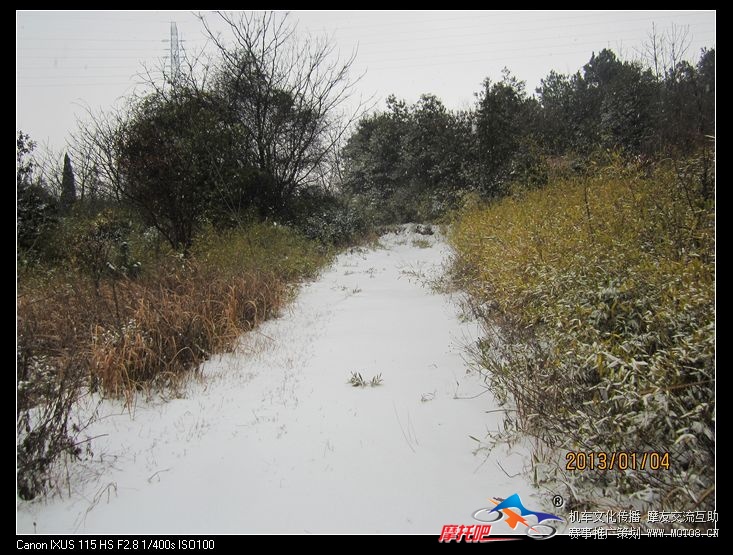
(300, 205, 369, 246)
(450, 153, 714, 517)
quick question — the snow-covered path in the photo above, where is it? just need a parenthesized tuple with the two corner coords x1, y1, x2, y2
(17, 229, 539, 534)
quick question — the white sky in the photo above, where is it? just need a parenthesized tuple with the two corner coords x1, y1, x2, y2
(16, 10, 715, 154)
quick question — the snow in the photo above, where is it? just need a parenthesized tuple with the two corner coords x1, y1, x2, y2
(17, 227, 543, 535)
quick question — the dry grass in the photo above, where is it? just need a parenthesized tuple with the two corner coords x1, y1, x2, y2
(89, 267, 287, 397)
(17, 222, 329, 499)
(19, 223, 328, 397)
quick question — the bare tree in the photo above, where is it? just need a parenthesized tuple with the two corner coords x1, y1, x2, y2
(664, 24, 692, 82)
(636, 23, 699, 152)
(199, 11, 367, 215)
(31, 141, 63, 198)
(136, 30, 215, 102)
(68, 104, 129, 202)
(64, 137, 99, 203)
(637, 22, 692, 82)
(66, 28, 214, 209)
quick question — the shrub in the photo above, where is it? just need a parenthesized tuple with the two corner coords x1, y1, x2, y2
(450, 154, 714, 516)
(283, 188, 372, 246)
(17, 183, 58, 259)
(190, 222, 330, 281)
(16, 349, 88, 500)
(68, 212, 140, 287)
(299, 205, 370, 246)
(17, 276, 102, 500)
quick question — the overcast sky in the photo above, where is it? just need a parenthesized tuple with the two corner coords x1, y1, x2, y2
(16, 10, 715, 155)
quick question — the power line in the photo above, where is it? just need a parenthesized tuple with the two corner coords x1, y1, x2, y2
(17, 65, 142, 70)
(329, 14, 713, 43)
(18, 54, 166, 59)
(17, 11, 187, 24)
(354, 24, 714, 53)
(363, 40, 713, 73)
(19, 82, 145, 87)
(19, 74, 142, 80)
(15, 28, 713, 65)
(18, 46, 170, 52)
(18, 37, 208, 45)
(357, 35, 714, 68)
(18, 37, 204, 42)
(349, 21, 714, 51)
(307, 10, 714, 33)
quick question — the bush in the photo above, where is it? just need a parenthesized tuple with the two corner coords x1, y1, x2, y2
(68, 212, 140, 286)
(346, 187, 463, 227)
(17, 183, 58, 261)
(190, 222, 330, 280)
(16, 349, 88, 500)
(283, 188, 372, 246)
(17, 271, 103, 500)
(450, 154, 714, 516)
(299, 204, 370, 246)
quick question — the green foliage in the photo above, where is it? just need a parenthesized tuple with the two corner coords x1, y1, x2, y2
(450, 155, 714, 514)
(536, 48, 715, 156)
(344, 45, 714, 228)
(190, 222, 330, 283)
(65, 212, 140, 287)
(117, 89, 235, 251)
(654, 49, 716, 154)
(116, 85, 319, 251)
(474, 69, 536, 196)
(17, 131, 35, 186)
(17, 184, 58, 258)
(17, 132, 59, 257)
(342, 97, 409, 200)
(536, 71, 577, 155)
(298, 204, 369, 247)
(696, 48, 715, 138)
(411, 238, 431, 249)
(342, 94, 472, 224)
(285, 188, 370, 246)
(405, 94, 472, 193)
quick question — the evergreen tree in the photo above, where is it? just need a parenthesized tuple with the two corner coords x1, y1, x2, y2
(60, 152, 76, 213)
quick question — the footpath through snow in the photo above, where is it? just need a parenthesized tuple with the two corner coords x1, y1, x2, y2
(17, 227, 544, 534)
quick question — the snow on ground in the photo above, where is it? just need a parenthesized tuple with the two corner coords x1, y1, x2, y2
(17, 227, 547, 534)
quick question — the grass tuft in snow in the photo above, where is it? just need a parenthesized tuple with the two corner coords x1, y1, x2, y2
(348, 371, 383, 388)
(411, 238, 432, 249)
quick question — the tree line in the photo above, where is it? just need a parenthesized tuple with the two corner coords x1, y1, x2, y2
(18, 17, 715, 258)
(342, 43, 714, 222)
